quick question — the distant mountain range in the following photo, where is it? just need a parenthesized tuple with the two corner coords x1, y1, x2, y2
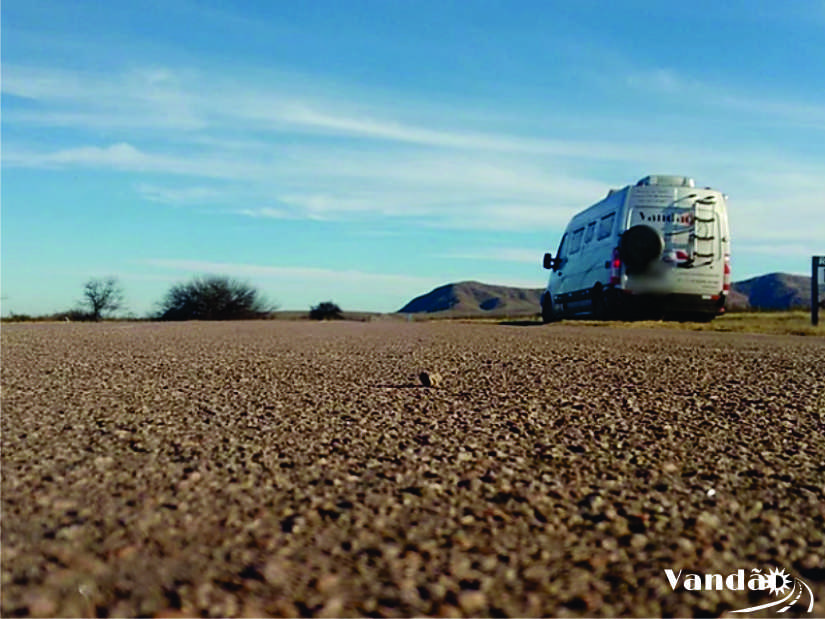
(731, 273, 814, 310)
(398, 273, 817, 315)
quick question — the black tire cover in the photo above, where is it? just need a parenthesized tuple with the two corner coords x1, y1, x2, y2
(619, 225, 664, 274)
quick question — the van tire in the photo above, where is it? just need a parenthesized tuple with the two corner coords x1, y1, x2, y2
(590, 284, 609, 320)
(620, 225, 664, 274)
(541, 293, 556, 323)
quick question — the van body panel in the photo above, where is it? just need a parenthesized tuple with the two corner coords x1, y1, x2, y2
(543, 176, 729, 320)
(553, 187, 628, 300)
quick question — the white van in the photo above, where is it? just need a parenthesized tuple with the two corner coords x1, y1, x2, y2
(541, 175, 731, 322)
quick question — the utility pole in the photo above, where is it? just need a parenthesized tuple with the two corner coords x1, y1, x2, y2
(813, 256, 824, 326)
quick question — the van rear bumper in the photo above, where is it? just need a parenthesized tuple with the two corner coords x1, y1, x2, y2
(616, 290, 726, 318)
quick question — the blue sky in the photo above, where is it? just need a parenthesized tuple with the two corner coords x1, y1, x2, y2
(2, 0, 824, 316)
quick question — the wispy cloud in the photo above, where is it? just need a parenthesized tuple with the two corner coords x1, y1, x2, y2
(3, 66, 207, 131)
(624, 68, 825, 130)
(136, 183, 228, 205)
(3, 64, 678, 160)
(438, 248, 543, 264)
(15, 63, 799, 166)
(3, 138, 605, 229)
(139, 258, 450, 311)
(4, 62, 824, 239)
(735, 242, 822, 258)
(7, 142, 150, 168)
(273, 104, 651, 158)
(137, 259, 544, 310)
(4, 142, 277, 180)
(233, 207, 299, 220)
(142, 259, 440, 287)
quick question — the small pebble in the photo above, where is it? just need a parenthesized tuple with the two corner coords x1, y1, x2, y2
(419, 371, 442, 388)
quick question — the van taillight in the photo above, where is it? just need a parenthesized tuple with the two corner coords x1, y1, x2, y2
(610, 248, 621, 285)
(723, 256, 731, 291)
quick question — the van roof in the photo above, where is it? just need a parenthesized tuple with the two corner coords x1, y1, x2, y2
(635, 175, 695, 187)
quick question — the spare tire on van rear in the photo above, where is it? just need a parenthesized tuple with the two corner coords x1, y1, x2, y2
(619, 225, 664, 275)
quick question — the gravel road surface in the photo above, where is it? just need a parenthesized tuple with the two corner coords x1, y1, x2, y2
(2, 321, 824, 617)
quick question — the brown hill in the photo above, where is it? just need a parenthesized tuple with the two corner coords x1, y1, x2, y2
(398, 281, 543, 316)
(732, 272, 813, 310)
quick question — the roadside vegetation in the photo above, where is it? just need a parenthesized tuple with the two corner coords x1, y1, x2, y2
(2, 274, 276, 322)
(540, 310, 823, 336)
(309, 301, 344, 320)
(2, 275, 821, 335)
(3, 277, 125, 322)
(426, 309, 821, 336)
(81, 277, 125, 321)
(156, 275, 275, 321)
(2, 310, 98, 323)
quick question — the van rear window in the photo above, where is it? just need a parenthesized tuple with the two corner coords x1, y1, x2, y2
(598, 212, 615, 240)
(570, 228, 584, 253)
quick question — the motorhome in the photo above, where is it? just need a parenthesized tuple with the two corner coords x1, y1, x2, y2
(542, 175, 730, 322)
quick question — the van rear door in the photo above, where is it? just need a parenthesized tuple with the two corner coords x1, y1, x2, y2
(626, 198, 723, 295)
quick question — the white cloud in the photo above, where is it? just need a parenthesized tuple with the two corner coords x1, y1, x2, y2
(439, 248, 544, 264)
(4, 142, 277, 180)
(137, 259, 549, 311)
(4, 135, 605, 229)
(735, 243, 821, 258)
(142, 259, 440, 287)
(626, 68, 683, 94)
(3, 65, 207, 131)
(2, 66, 88, 100)
(6, 142, 160, 171)
(140, 259, 546, 308)
(625, 68, 825, 130)
(234, 207, 298, 219)
(136, 183, 227, 205)
(18, 142, 147, 167)
(479, 277, 546, 289)
(2, 64, 738, 161)
(273, 105, 640, 157)
(4, 62, 824, 241)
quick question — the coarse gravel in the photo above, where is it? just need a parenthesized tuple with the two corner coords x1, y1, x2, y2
(1, 320, 824, 618)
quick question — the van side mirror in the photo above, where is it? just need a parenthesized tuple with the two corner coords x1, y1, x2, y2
(543, 253, 555, 270)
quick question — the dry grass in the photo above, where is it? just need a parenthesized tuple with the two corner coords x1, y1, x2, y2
(5, 309, 822, 335)
(454, 310, 824, 336)
(554, 310, 822, 336)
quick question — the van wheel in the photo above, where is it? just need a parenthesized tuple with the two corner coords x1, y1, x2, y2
(541, 294, 556, 323)
(590, 285, 609, 320)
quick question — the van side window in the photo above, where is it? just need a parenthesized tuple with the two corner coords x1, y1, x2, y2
(569, 228, 584, 253)
(584, 222, 596, 244)
(598, 212, 615, 240)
